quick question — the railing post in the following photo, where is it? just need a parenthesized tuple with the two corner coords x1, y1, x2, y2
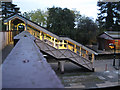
(54, 38, 56, 47)
(58, 41, 60, 49)
(44, 34, 46, 40)
(25, 24, 27, 31)
(66, 41, 68, 49)
(62, 40, 64, 48)
(86, 50, 88, 59)
(39, 31, 42, 40)
(51, 37, 53, 46)
(74, 44, 76, 53)
(9, 20, 11, 31)
(80, 46, 82, 56)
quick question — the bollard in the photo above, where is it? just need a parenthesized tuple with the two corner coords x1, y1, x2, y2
(105, 64, 107, 71)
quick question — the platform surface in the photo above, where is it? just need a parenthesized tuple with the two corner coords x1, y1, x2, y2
(2, 31, 63, 88)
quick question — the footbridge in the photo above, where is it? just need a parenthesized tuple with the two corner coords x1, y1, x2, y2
(4, 14, 98, 71)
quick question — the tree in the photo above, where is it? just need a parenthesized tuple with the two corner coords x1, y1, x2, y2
(22, 9, 47, 27)
(113, 2, 120, 30)
(97, 2, 120, 31)
(75, 16, 98, 45)
(22, 12, 31, 20)
(1, 2, 21, 31)
(2, 2, 21, 18)
(47, 7, 75, 38)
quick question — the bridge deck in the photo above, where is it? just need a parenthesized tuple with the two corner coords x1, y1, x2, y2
(2, 31, 63, 88)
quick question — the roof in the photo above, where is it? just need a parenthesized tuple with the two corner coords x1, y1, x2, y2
(98, 31, 120, 39)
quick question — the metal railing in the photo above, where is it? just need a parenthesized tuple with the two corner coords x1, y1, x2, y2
(28, 29, 95, 63)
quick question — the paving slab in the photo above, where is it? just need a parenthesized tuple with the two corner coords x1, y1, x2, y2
(96, 81, 118, 88)
(49, 61, 120, 89)
(98, 76, 106, 80)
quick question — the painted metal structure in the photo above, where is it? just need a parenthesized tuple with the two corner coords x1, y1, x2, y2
(4, 14, 98, 71)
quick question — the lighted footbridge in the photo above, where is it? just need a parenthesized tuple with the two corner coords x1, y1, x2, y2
(4, 14, 98, 71)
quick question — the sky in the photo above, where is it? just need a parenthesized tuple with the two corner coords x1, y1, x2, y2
(13, 0, 99, 20)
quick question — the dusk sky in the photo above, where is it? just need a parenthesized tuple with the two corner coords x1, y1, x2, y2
(13, 0, 99, 20)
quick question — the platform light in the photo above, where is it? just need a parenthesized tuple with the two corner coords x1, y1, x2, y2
(109, 43, 116, 66)
(109, 43, 114, 49)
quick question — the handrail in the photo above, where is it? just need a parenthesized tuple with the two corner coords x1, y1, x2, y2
(35, 37, 93, 71)
(4, 14, 97, 56)
(31, 30, 95, 63)
(27, 24, 97, 64)
(27, 25, 97, 55)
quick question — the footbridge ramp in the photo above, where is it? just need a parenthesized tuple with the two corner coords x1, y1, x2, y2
(4, 14, 98, 71)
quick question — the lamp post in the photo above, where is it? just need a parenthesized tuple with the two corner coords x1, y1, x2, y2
(118, 2, 120, 68)
(109, 43, 116, 66)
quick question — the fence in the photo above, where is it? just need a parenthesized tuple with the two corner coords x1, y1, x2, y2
(0, 30, 20, 50)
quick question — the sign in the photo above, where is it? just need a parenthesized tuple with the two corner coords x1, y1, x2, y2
(109, 43, 115, 49)
(109, 46, 114, 49)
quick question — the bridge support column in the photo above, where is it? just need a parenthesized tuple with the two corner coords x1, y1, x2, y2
(58, 61, 65, 74)
(57, 61, 60, 70)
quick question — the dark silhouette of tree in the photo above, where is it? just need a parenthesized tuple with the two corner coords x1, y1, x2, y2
(75, 16, 98, 45)
(2, 2, 20, 18)
(97, 2, 120, 31)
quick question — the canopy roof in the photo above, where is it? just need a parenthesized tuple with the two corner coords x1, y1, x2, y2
(99, 31, 120, 40)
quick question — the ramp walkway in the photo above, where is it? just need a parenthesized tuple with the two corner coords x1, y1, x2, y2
(4, 14, 98, 71)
